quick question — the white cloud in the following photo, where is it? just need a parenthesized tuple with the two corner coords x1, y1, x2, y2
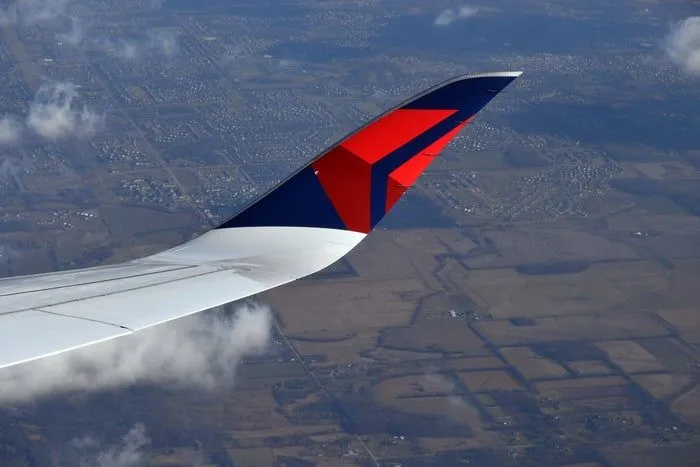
(0, 0, 69, 26)
(434, 5, 478, 26)
(26, 81, 104, 140)
(665, 16, 700, 76)
(0, 303, 273, 403)
(0, 83, 101, 144)
(0, 116, 22, 145)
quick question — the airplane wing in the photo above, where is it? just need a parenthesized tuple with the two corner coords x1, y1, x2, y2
(0, 72, 521, 370)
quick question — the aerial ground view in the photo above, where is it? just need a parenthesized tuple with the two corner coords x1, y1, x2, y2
(0, 0, 699, 465)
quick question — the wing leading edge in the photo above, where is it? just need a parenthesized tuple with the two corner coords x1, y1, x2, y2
(0, 72, 521, 370)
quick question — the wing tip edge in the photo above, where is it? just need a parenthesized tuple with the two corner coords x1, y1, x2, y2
(445, 70, 524, 87)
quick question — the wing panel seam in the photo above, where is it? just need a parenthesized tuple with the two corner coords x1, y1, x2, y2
(0, 266, 235, 316)
(0, 264, 198, 298)
(35, 308, 135, 332)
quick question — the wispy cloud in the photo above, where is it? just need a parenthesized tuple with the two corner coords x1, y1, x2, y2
(72, 423, 150, 467)
(69, 423, 206, 467)
(0, 242, 21, 264)
(665, 16, 700, 76)
(0, 0, 177, 63)
(147, 29, 180, 57)
(0, 303, 273, 403)
(95, 29, 180, 60)
(26, 81, 104, 140)
(0, 116, 23, 145)
(97, 38, 140, 60)
(58, 15, 85, 46)
(434, 5, 478, 26)
(0, 0, 69, 26)
(425, 372, 468, 409)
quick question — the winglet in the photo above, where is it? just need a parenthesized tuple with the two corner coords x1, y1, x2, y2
(217, 71, 522, 233)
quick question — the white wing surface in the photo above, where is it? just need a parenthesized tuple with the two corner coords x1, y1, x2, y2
(0, 227, 364, 369)
(0, 72, 521, 370)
